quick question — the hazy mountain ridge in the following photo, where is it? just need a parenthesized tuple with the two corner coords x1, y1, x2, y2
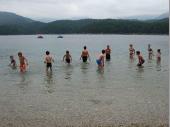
(0, 12, 35, 25)
(0, 12, 168, 35)
(124, 12, 169, 20)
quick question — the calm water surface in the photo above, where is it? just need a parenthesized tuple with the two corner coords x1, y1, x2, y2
(0, 35, 169, 126)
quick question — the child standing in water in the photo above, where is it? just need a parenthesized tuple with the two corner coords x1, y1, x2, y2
(44, 51, 54, 71)
(156, 49, 161, 63)
(80, 46, 90, 63)
(129, 44, 135, 59)
(136, 51, 145, 66)
(96, 49, 105, 68)
(63, 50, 72, 64)
(105, 45, 111, 61)
(148, 44, 154, 60)
(9, 55, 17, 68)
(18, 52, 28, 72)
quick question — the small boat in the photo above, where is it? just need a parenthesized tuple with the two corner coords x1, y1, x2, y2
(37, 35, 43, 39)
(57, 35, 63, 38)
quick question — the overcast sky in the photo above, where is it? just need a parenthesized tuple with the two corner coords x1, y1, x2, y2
(0, 0, 168, 21)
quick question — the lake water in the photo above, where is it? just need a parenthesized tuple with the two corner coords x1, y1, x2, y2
(0, 35, 169, 127)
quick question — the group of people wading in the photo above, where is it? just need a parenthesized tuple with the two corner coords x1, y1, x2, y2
(9, 44, 161, 72)
(129, 44, 161, 67)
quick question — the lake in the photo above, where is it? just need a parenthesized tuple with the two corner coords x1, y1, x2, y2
(0, 34, 169, 127)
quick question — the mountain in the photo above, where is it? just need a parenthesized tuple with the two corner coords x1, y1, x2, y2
(155, 12, 169, 19)
(0, 12, 168, 35)
(0, 12, 35, 25)
(0, 12, 46, 34)
(124, 15, 157, 20)
(40, 18, 168, 34)
(124, 12, 169, 21)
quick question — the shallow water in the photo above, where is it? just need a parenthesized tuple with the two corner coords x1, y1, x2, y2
(0, 34, 169, 126)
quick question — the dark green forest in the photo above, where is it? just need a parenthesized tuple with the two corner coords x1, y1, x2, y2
(0, 18, 168, 35)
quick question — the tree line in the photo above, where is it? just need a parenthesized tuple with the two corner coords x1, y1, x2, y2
(0, 18, 168, 35)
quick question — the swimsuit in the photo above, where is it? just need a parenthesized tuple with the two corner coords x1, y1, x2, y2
(96, 54, 104, 65)
(96, 59, 101, 65)
(105, 49, 111, 60)
(46, 63, 52, 68)
(20, 63, 26, 72)
(157, 53, 161, 61)
(82, 56, 87, 62)
(66, 58, 70, 63)
(106, 54, 110, 60)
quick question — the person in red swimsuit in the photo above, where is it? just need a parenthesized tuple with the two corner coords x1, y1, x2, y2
(18, 52, 28, 72)
(129, 44, 135, 59)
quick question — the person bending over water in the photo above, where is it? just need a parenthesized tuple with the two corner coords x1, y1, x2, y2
(96, 49, 105, 68)
(44, 51, 54, 71)
(9, 55, 17, 69)
(136, 51, 145, 67)
(63, 50, 72, 64)
(105, 45, 111, 61)
(80, 46, 90, 63)
(156, 49, 161, 63)
(18, 52, 28, 72)
(129, 44, 135, 59)
(148, 44, 154, 60)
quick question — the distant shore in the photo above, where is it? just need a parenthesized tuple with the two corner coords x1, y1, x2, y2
(0, 33, 169, 36)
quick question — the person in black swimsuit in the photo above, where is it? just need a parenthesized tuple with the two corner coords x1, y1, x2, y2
(105, 45, 111, 61)
(9, 55, 17, 68)
(80, 46, 90, 63)
(63, 50, 72, 64)
(44, 51, 54, 71)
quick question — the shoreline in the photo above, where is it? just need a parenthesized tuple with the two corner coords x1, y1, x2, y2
(0, 33, 169, 36)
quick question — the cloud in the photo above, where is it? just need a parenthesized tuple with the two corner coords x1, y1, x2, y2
(0, 0, 168, 20)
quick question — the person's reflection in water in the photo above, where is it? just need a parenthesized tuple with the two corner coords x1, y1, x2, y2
(127, 57, 135, 69)
(156, 60, 161, 71)
(136, 66, 144, 79)
(80, 63, 90, 84)
(96, 67, 105, 79)
(80, 63, 89, 74)
(17, 73, 30, 93)
(46, 70, 53, 84)
(45, 70, 54, 93)
(20, 73, 26, 83)
(64, 64, 73, 80)
(96, 67, 105, 88)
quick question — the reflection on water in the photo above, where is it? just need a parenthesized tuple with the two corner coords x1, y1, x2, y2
(156, 61, 161, 71)
(137, 66, 144, 72)
(96, 67, 105, 81)
(80, 63, 91, 84)
(45, 70, 53, 84)
(63, 64, 73, 80)
(136, 66, 144, 79)
(128, 58, 135, 69)
(129, 57, 135, 63)
(44, 70, 55, 93)
(14, 72, 31, 93)
(19, 73, 26, 83)
(80, 63, 89, 73)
